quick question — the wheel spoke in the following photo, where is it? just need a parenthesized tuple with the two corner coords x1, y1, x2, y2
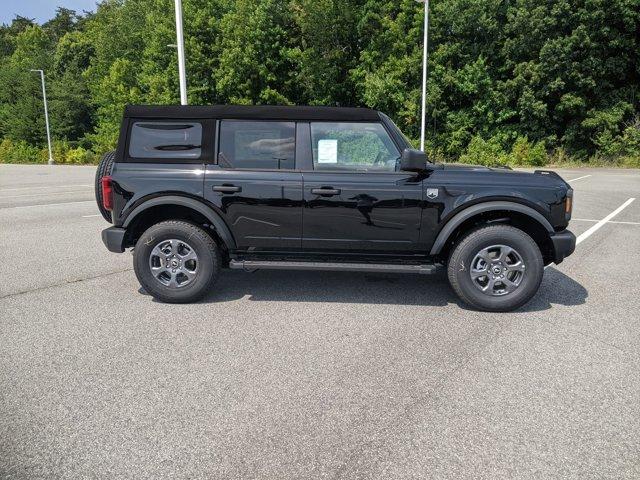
(169, 239, 179, 255)
(481, 277, 496, 292)
(151, 264, 168, 274)
(498, 246, 513, 262)
(507, 261, 525, 273)
(471, 268, 488, 280)
(151, 245, 165, 258)
(182, 268, 196, 280)
(477, 248, 493, 264)
(502, 278, 518, 293)
(180, 249, 198, 262)
(167, 271, 179, 288)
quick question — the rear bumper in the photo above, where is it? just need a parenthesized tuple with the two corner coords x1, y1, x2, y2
(102, 226, 127, 253)
(550, 229, 576, 264)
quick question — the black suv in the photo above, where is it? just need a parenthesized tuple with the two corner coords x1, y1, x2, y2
(96, 105, 575, 311)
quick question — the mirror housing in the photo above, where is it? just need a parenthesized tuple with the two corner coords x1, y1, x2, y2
(399, 148, 428, 172)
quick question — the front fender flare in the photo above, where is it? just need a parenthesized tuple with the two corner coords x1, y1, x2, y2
(429, 201, 554, 255)
(122, 195, 237, 250)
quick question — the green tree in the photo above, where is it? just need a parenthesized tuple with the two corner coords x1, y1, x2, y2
(216, 0, 298, 104)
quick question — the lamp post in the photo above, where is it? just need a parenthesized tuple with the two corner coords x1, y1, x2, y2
(174, 0, 188, 105)
(416, 0, 429, 152)
(30, 69, 54, 165)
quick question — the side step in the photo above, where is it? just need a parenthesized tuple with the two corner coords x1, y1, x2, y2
(229, 260, 437, 275)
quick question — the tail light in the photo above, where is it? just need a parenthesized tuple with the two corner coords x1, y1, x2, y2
(101, 175, 114, 211)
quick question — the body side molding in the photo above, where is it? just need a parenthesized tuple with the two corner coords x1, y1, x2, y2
(429, 201, 554, 255)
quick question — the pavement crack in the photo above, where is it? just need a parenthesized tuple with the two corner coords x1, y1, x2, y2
(0, 268, 132, 301)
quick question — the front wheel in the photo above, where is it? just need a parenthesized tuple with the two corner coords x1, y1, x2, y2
(447, 225, 544, 312)
(133, 221, 221, 303)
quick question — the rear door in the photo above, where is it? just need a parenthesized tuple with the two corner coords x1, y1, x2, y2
(203, 120, 303, 251)
(300, 121, 423, 252)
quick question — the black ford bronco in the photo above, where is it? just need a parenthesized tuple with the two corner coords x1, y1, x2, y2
(97, 105, 575, 311)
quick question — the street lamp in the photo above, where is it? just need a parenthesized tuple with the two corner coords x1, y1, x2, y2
(416, 0, 429, 152)
(29, 69, 54, 165)
(174, 0, 188, 105)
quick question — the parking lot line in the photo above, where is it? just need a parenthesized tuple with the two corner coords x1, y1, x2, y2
(573, 218, 640, 226)
(0, 184, 93, 192)
(0, 190, 94, 199)
(0, 200, 94, 210)
(82, 214, 102, 218)
(575, 198, 636, 245)
(567, 174, 592, 183)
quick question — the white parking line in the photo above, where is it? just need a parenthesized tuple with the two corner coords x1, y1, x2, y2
(567, 174, 592, 183)
(0, 200, 94, 210)
(0, 190, 94, 199)
(82, 214, 102, 218)
(0, 184, 92, 192)
(572, 218, 640, 226)
(575, 198, 636, 245)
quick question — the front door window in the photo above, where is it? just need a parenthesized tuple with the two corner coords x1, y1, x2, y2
(310, 122, 400, 172)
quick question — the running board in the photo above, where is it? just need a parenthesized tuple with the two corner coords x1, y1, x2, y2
(229, 260, 437, 275)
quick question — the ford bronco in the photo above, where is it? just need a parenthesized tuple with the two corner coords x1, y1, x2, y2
(96, 105, 575, 311)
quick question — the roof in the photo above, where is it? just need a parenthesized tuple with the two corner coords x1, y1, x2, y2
(124, 104, 381, 122)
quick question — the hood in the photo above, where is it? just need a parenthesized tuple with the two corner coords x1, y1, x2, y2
(434, 163, 570, 188)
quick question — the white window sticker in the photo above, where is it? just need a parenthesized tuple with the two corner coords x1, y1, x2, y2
(317, 139, 338, 164)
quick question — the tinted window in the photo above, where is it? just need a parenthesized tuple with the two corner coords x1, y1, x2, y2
(219, 121, 295, 169)
(310, 122, 400, 172)
(129, 122, 202, 159)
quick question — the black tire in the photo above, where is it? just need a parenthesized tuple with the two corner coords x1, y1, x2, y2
(94, 150, 116, 222)
(133, 220, 221, 303)
(447, 225, 544, 312)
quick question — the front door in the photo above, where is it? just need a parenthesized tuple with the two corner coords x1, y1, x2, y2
(301, 121, 423, 252)
(204, 120, 303, 251)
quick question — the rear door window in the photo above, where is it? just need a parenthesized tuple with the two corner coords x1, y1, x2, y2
(218, 121, 295, 169)
(129, 122, 202, 159)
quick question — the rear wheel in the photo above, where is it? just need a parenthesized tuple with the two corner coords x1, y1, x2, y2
(133, 220, 221, 303)
(447, 225, 544, 312)
(94, 151, 115, 221)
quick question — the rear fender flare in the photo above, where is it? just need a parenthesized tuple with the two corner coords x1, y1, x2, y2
(122, 195, 236, 250)
(429, 201, 553, 255)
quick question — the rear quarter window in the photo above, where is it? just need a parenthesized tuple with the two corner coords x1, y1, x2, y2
(128, 122, 203, 159)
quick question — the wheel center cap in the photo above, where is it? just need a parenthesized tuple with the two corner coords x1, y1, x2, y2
(492, 265, 502, 275)
(171, 259, 179, 268)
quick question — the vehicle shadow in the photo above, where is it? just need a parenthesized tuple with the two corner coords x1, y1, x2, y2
(199, 269, 458, 307)
(139, 265, 587, 310)
(141, 265, 586, 310)
(519, 266, 588, 312)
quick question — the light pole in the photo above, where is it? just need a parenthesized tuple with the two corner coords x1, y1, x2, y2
(30, 69, 54, 165)
(416, 0, 429, 151)
(174, 0, 188, 105)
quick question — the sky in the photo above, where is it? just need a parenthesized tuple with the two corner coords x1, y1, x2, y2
(1, 0, 97, 25)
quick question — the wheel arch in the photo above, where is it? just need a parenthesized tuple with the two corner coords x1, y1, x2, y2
(430, 201, 555, 264)
(122, 195, 236, 251)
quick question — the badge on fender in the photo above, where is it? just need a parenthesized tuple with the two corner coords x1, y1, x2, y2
(426, 188, 439, 199)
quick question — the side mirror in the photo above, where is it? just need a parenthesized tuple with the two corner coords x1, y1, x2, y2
(399, 148, 427, 172)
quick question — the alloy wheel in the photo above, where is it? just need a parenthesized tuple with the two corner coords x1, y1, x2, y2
(148, 239, 198, 288)
(470, 244, 526, 296)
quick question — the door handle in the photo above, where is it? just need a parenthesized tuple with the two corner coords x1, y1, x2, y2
(213, 185, 241, 193)
(311, 187, 341, 196)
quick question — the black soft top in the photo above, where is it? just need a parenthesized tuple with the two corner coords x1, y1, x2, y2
(124, 104, 381, 121)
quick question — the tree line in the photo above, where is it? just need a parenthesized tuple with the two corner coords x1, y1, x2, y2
(0, 0, 638, 166)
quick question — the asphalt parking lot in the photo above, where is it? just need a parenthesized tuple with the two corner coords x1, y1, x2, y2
(1, 164, 639, 479)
